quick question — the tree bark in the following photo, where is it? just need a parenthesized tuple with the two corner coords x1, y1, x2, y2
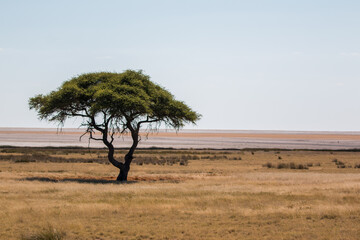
(116, 129, 139, 181)
(116, 165, 129, 181)
(97, 127, 126, 181)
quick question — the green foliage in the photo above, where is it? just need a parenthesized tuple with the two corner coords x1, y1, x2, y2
(29, 70, 200, 130)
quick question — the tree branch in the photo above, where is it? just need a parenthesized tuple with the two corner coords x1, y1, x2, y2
(136, 117, 160, 130)
(90, 116, 105, 133)
(89, 131, 103, 141)
(110, 132, 115, 144)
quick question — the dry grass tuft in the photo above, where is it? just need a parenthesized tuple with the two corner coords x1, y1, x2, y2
(21, 225, 65, 240)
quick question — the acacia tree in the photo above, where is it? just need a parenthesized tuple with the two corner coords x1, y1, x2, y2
(29, 70, 200, 181)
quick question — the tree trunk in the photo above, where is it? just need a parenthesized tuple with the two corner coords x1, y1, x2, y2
(116, 153, 133, 181)
(116, 166, 129, 181)
(100, 129, 127, 181)
(99, 121, 139, 182)
(116, 130, 139, 182)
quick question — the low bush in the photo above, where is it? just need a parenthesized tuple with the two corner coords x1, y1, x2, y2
(320, 214, 337, 220)
(335, 161, 345, 166)
(263, 162, 308, 170)
(278, 163, 288, 169)
(21, 226, 65, 240)
(334, 160, 347, 168)
(133, 155, 190, 166)
(263, 162, 273, 168)
(201, 155, 228, 160)
(297, 164, 307, 169)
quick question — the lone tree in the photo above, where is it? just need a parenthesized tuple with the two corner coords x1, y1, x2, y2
(29, 70, 200, 181)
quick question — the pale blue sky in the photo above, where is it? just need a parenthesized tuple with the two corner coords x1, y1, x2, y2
(0, 0, 359, 131)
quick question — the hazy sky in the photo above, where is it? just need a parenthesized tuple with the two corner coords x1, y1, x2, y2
(0, 0, 359, 131)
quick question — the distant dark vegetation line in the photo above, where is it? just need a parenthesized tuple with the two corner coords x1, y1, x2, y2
(0, 147, 240, 166)
(1, 145, 360, 152)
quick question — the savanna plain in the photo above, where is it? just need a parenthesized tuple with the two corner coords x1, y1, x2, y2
(1, 147, 360, 239)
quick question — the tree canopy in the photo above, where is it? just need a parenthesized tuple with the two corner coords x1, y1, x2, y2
(29, 70, 199, 129)
(29, 70, 201, 181)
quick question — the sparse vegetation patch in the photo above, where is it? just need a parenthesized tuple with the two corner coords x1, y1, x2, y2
(21, 226, 65, 240)
(263, 162, 309, 170)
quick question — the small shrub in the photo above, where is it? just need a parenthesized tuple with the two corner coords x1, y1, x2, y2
(179, 160, 188, 166)
(21, 226, 66, 240)
(263, 162, 273, 168)
(354, 164, 360, 168)
(264, 162, 309, 170)
(307, 163, 313, 167)
(14, 158, 36, 163)
(320, 214, 337, 220)
(289, 162, 296, 169)
(277, 163, 288, 169)
(332, 159, 338, 163)
(297, 164, 308, 170)
(278, 156, 282, 160)
(132, 155, 190, 166)
(335, 161, 345, 166)
(31, 152, 49, 159)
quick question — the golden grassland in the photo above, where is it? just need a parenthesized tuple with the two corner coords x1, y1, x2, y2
(1, 148, 360, 239)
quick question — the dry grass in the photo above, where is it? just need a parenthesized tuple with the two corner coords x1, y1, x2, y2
(1, 148, 360, 239)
